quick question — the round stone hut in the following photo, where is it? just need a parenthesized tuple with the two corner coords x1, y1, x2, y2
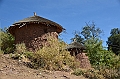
(66, 42, 91, 69)
(8, 13, 64, 51)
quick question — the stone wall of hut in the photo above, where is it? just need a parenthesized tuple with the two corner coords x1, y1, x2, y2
(14, 23, 58, 51)
(76, 53, 91, 69)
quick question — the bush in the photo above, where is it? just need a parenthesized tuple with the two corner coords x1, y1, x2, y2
(11, 43, 34, 61)
(28, 37, 79, 70)
(12, 37, 79, 70)
(0, 29, 15, 54)
(84, 38, 120, 70)
(73, 68, 120, 79)
(72, 69, 84, 76)
(15, 43, 26, 54)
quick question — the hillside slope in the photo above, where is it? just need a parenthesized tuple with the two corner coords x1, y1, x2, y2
(0, 54, 87, 79)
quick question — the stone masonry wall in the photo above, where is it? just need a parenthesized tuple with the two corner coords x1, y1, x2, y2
(14, 23, 58, 51)
(76, 53, 91, 69)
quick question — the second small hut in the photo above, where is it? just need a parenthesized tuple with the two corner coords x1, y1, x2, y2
(66, 41, 91, 69)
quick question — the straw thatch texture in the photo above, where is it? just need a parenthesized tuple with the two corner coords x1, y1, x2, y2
(66, 42, 86, 50)
(15, 16, 62, 27)
(8, 15, 64, 36)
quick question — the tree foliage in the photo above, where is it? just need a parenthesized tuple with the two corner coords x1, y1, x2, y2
(71, 32, 84, 44)
(81, 22, 102, 40)
(71, 22, 120, 69)
(107, 28, 120, 55)
(71, 22, 102, 43)
(85, 38, 120, 68)
(0, 28, 15, 54)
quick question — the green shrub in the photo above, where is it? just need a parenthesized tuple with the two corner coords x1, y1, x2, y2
(24, 51, 34, 59)
(72, 69, 84, 76)
(84, 38, 120, 70)
(0, 29, 15, 54)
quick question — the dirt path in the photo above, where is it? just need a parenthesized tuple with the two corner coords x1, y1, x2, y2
(0, 54, 87, 79)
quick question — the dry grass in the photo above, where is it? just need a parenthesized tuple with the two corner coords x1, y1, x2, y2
(12, 36, 79, 71)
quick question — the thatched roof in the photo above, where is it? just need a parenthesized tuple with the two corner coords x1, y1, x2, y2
(8, 13, 64, 35)
(66, 42, 86, 50)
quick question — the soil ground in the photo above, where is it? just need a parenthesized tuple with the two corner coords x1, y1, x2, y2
(0, 54, 87, 79)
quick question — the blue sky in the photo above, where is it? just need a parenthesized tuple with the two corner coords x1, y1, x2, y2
(0, 0, 120, 46)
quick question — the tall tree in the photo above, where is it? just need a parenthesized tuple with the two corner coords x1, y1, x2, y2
(71, 22, 102, 43)
(81, 22, 102, 40)
(71, 31, 84, 44)
(107, 28, 120, 55)
(110, 28, 120, 35)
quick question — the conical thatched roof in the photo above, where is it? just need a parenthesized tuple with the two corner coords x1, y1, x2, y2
(14, 16, 62, 27)
(8, 13, 64, 35)
(66, 42, 86, 50)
